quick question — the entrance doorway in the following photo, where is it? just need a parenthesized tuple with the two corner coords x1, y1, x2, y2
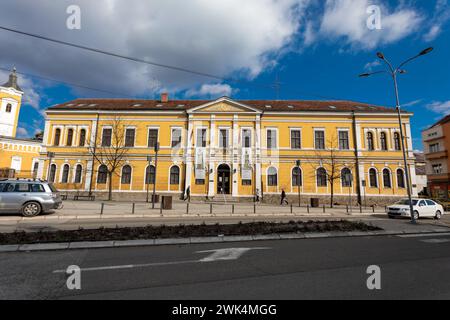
(217, 164, 231, 194)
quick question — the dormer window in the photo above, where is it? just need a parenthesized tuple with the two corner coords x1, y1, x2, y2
(5, 104, 12, 113)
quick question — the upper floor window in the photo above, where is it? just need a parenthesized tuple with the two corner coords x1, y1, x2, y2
(79, 129, 86, 147)
(219, 129, 229, 149)
(367, 132, 374, 151)
(291, 130, 302, 149)
(101, 128, 112, 147)
(66, 129, 74, 146)
(54, 128, 61, 146)
(430, 143, 440, 153)
(242, 129, 251, 148)
(5, 104, 12, 113)
(171, 128, 182, 148)
(267, 129, 277, 149)
(369, 168, 378, 188)
(315, 130, 325, 150)
(432, 164, 443, 174)
(394, 132, 401, 151)
(338, 131, 349, 150)
(196, 128, 207, 148)
(125, 128, 135, 147)
(148, 129, 159, 148)
(380, 132, 388, 151)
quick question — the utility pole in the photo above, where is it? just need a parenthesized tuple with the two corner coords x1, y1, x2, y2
(152, 142, 160, 209)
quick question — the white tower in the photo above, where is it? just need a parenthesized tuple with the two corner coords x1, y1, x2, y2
(0, 68, 24, 138)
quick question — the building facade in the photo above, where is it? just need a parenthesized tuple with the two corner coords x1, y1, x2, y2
(0, 68, 42, 178)
(40, 96, 417, 204)
(422, 116, 450, 200)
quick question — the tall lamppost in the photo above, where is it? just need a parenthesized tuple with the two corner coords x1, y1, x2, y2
(152, 142, 160, 209)
(146, 156, 152, 203)
(359, 47, 434, 224)
(296, 160, 302, 207)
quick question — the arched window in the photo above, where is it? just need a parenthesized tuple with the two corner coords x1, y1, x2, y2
(341, 168, 352, 187)
(383, 169, 392, 188)
(317, 168, 327, 187)
(369, 168, 378, 188)
(61, 164, 70, 183)
(54, 128, 61, 146)
(97, 165, 108, 184)
(66, 129, 74, 146)
(367, 132, 374, 151)
(32, 162, 39, 178)
(74, 164, 82, 184)
(380, 132, 388, 151)
(267, 167, 278, 186)
(394, 133, 401, 151)
(6, 104, 12, 113)
(292, 167, 302, 187)
(79, 129, 86, 147)
(49, 164, 56, 183)
(121, 165, 132, 184)
(145, 165, 156, 184)
(397, 169, 406, 188)
(170, 166, 180, 185)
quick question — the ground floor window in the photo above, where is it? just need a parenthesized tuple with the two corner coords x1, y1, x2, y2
(170, 166, 180, 185)
(97, 165, 108, 184)
(145, 165, 156, 184)
(242, 179, 252, 186)
(195, 179, 205, 185)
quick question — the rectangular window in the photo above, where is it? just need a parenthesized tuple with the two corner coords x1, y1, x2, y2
(315, 130, 325, 150)
(432, 164, 443, 174)
(171, 128, 182, 148)
(242, 129, 251, 148)
(195, 179, 205, 185)
(242, 179, 252, 186)
(101, 128, 112, 147)
(147, 129, 159, 148)
(267, 129, 277, 149)
(339, 131, 350, 150)
(219, 129, 229, 148)
(430, 143, 440, 153)
(291, 130, 301, 149)
(196, 128, 207, 147)
(125, 128, 135, 147)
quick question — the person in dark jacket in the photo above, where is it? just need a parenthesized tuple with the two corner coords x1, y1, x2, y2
(281, 189, 288, 206)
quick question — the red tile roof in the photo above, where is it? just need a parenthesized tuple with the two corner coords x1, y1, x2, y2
(47, 98, 400, 113)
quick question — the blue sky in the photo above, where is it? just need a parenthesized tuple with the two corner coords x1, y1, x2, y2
(0, 0, 449, 150)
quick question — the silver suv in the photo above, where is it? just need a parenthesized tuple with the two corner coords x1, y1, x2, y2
(0, 179, 63, 217)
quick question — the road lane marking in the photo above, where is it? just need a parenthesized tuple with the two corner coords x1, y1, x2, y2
(53, 247, 272, 273)
(397, 233, 450, 238)
(420, 239, 450, 244)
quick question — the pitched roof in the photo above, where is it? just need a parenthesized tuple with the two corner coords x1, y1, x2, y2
(47, 98, 400, 113)
(1, 68, 22, 92)
(428, 114, 450, 129)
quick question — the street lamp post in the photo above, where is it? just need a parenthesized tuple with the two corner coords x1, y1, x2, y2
(146, 156, 152, 203)
(296, 160, 301, 207)
(152, 143, 160, 209)
(359, 47, 433, 224)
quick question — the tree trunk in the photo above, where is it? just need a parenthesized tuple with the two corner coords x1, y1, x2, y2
(108, 171, 113, 201)
(330, 182, 334, 208)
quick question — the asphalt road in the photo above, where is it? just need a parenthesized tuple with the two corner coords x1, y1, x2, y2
(1, 233, 450, 300)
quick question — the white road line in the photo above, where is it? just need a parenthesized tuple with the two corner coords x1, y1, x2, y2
(421, 239, 450, 244)
(53, 247, 272, 274)
(397, 233, 450, 238)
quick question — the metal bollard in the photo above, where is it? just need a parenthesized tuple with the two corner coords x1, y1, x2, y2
(346, 205, 349, 214)
(372, 206, 375, 213)
(323, 205, 326, 213)
(100, 203, 104, 215)
(232, 204, 235, 215)
(132, 203, 135, 214)
(210, 204, 213, 215)
(160, 204, 163, 216)
(360, 205, 363, 214)
(307, 205, 310, 214)
(186, 203, 189, 215)
(254, 204, 256, 214)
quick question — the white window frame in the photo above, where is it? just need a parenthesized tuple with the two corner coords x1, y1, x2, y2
(195, 127, 208, 148)
(290, 128, 302, 150)
(124, 126, 137, 147)
(314, 128, 326, 150)
(101, 126, 113, 147)
(337, 129, 350, 150)
(170, 127, 183, 148)
(266, 128, 279, 150)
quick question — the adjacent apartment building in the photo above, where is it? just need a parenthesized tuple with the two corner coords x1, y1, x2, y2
(39, 95, 417, 205)
(422, 115, 450, 200)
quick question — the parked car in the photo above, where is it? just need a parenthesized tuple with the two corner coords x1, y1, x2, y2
(387, 198, 444, 220)
(0, 179, 63, 217)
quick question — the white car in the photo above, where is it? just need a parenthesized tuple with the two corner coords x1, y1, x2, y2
(387, 199, 445, 220)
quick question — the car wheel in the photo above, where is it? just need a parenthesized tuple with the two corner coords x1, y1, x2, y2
(413, 211, 420, 221)
(435, 210, 442, 220)
(22, 202, 42, 217)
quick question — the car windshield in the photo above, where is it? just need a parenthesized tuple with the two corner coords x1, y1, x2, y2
(48, 183, 59, 193)
(396, 199, 419, 206)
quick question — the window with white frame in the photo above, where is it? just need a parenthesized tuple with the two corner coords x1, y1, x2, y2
(291, 130, 301, 150)
(171, 128, 182, 148)
(315, 130, 325, 150)
(196, 128, 207, 148)
(242, 129, 251, 148)
(125, 128, 135, 147)
(267, 129, 277, 149)
(338, 130, 349, 150)
(219, 129, 229, 148)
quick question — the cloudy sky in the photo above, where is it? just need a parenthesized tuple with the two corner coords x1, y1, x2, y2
(0, 0, 449, 149)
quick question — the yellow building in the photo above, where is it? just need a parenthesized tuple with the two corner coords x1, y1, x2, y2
(41, 95, 417, 205)
(0, 68, 42, 178)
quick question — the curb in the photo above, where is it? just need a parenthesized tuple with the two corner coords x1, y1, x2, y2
(1, 230, 450, 253)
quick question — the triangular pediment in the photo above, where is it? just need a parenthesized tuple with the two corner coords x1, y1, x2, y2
(187, 97, 261, 114)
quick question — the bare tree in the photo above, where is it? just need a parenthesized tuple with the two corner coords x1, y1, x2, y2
(311, 134, 354, 208)
(88, 117, 130, 201)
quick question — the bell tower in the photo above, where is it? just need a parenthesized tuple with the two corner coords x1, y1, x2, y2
(0, 67, 23, 138)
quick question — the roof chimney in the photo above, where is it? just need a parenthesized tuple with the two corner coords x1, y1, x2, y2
(160, 92, 169, 103)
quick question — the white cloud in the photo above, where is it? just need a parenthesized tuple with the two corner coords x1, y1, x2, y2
(364, 60, 381, 71)
(0, 69, 42, 110)
(424, 0, 450, 41)
(426, 101, 450, 115)
(16, 127, 28, 137)
(187, 83, 233, 98)
(319, 0, 423, 49)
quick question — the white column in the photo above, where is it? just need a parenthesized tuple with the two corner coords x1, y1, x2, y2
(184, 115, 194, 193)
(405, 122, 414, 158)
(208, 115, 216, 198)
(409, 164, 418, 197)
(255, 115, 262, 195)
(232, 115, 239, 197)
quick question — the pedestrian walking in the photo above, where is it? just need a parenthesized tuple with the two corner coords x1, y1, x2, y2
(281, 189, 288, 206)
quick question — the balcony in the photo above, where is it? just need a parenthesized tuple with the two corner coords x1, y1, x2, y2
(425, 150, 448, 160)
